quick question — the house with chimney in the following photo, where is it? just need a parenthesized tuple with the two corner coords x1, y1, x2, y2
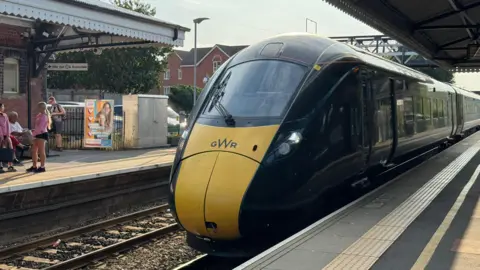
(161, 44, 248, 95)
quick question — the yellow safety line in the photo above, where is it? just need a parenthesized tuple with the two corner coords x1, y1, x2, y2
(411, 165, 480, 270)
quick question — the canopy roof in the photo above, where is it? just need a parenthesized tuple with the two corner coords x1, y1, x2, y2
(0, 0, 190, 76)
(324, 0, 480, 72)
(1, 0, 189, 50)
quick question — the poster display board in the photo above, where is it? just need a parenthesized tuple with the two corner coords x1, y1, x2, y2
(84, 99, 114, 148)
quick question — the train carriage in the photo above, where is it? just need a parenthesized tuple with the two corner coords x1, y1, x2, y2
(168, 33, 480, 256)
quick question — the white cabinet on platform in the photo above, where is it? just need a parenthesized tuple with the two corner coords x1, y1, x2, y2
(123, 94, 169, 148)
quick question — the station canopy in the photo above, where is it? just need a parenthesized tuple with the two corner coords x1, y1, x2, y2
(324, 0, 480, 72)
(0, 0, 189, 75)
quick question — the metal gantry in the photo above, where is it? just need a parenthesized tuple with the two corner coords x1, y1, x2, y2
(329, 35, 480, 73)
(330, 35, 438, 68)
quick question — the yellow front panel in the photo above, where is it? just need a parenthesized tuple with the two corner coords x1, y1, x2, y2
(204, 152, 259, 239)
(182, 124, 280, 162)
(174, 152, 218, 236)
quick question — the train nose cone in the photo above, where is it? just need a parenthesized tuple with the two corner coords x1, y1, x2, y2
(174, 152, 259, 239)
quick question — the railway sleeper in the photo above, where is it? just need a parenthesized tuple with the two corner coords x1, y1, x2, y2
(0, 264, 35, 270)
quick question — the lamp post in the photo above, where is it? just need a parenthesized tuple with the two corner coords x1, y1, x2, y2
(305, 18, 317, 34)
(193, 17, 210, 107)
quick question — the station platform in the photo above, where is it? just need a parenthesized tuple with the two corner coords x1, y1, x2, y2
(0, 148, 175, 193)
(236, 132, 480, 270)
(0, 148, 176, 244)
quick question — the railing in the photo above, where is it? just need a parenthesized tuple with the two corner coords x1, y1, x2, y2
(46, 108, 181, 150)
(47, 107, 125, 150)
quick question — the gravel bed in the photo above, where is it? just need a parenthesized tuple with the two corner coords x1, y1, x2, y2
(0, 199, 168, 249)
(90, 231, 202, 270)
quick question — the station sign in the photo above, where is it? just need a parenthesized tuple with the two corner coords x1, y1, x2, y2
(46, 63, 88, 71)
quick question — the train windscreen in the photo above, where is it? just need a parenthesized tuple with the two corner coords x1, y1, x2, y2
(202, 60, 305, 118)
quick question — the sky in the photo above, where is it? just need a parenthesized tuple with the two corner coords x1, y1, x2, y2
(144, 0, 380, 49)
(108, 0, 479, 90)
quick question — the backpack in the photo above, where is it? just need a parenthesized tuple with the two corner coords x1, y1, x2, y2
(51, 104, 67, 121)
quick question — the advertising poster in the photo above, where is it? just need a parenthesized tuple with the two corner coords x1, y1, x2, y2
(84, 99, 114, 148)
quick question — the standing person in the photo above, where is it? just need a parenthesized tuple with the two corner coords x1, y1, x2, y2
(47, 96, 65, 151)
(27, 102, 51, 173)
(0, 103, 15, 173)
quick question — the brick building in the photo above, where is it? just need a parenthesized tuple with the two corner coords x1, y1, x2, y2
(161, 44, 248, 94)
(0, 18, 43, 127)
(0, 0, 188, 128)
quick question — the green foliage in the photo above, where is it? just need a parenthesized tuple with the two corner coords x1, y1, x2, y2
(414, 67, 455, 84)
(168, 85, 202, 113)
(111, 0, 156, 15)
(47, 0, 171, 94)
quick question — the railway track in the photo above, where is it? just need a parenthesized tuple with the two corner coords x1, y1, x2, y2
(0, 204, 180, 270)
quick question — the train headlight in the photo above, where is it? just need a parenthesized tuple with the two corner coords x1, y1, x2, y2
(287, 132, 302, 144)
(277, 132, 302, 156)
(278, 143, 291, 155)
(266, 131, 303, 163)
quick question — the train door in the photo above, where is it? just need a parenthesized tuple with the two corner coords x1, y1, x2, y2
(449, 92, 457, 136)
(383, 78, 398, 165)
(456, 93, 465, 134)
(359, 69, 373, 173)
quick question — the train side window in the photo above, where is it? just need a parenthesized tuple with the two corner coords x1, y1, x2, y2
(404, 97, 414, 122)
(442, 99, 447, 118)
(440, 99, 444, 117)
(403, 96, 415, 136)
(414, 96, 423, 120)
(423, 98, 431, 121)
(371, 74, 392, 144)
(432, 99, 438, 118)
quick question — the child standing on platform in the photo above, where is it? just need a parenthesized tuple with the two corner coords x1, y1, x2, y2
(27, 102, 51, 173)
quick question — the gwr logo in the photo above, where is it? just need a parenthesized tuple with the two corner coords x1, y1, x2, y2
(211, 138, 238, 149)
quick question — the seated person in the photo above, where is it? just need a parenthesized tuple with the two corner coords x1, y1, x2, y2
(8, 111, 33, 145)
(10, 135, 29, 164)
(8, 112, 31, 163)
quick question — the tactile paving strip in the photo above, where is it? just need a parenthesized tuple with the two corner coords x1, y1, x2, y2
(323, 142, 480, 270)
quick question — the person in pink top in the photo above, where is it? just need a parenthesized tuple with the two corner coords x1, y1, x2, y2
(27, 102, 51, 173)
(0, 103, 15, 173)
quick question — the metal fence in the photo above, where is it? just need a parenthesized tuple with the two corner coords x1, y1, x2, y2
(47, 107, 125, 150)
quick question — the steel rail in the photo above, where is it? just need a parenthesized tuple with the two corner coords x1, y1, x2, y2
(0, 204, 170, 260)
(43, 223, 180, 270)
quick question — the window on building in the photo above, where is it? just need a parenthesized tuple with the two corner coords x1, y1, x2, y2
(178, 69, 182, 80)
(212, 55, 222, 72)
(164, 69, 170, 80)
(213, 61, 221, 72)
(4, 58, 19, 93)
(164, 86, 171, 95)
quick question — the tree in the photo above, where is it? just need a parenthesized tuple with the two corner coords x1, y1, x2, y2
(414, 67, 455, 84)
(168, 85, 202, 113)
(47, 0, 171, 94)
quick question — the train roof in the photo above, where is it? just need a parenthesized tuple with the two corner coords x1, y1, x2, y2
(341, 43, 434, 83)
(231, 33, 480, 99)
(451, 85, 480, 99)
(229, 33, 337, 68)
(233, 33, 435, 83)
